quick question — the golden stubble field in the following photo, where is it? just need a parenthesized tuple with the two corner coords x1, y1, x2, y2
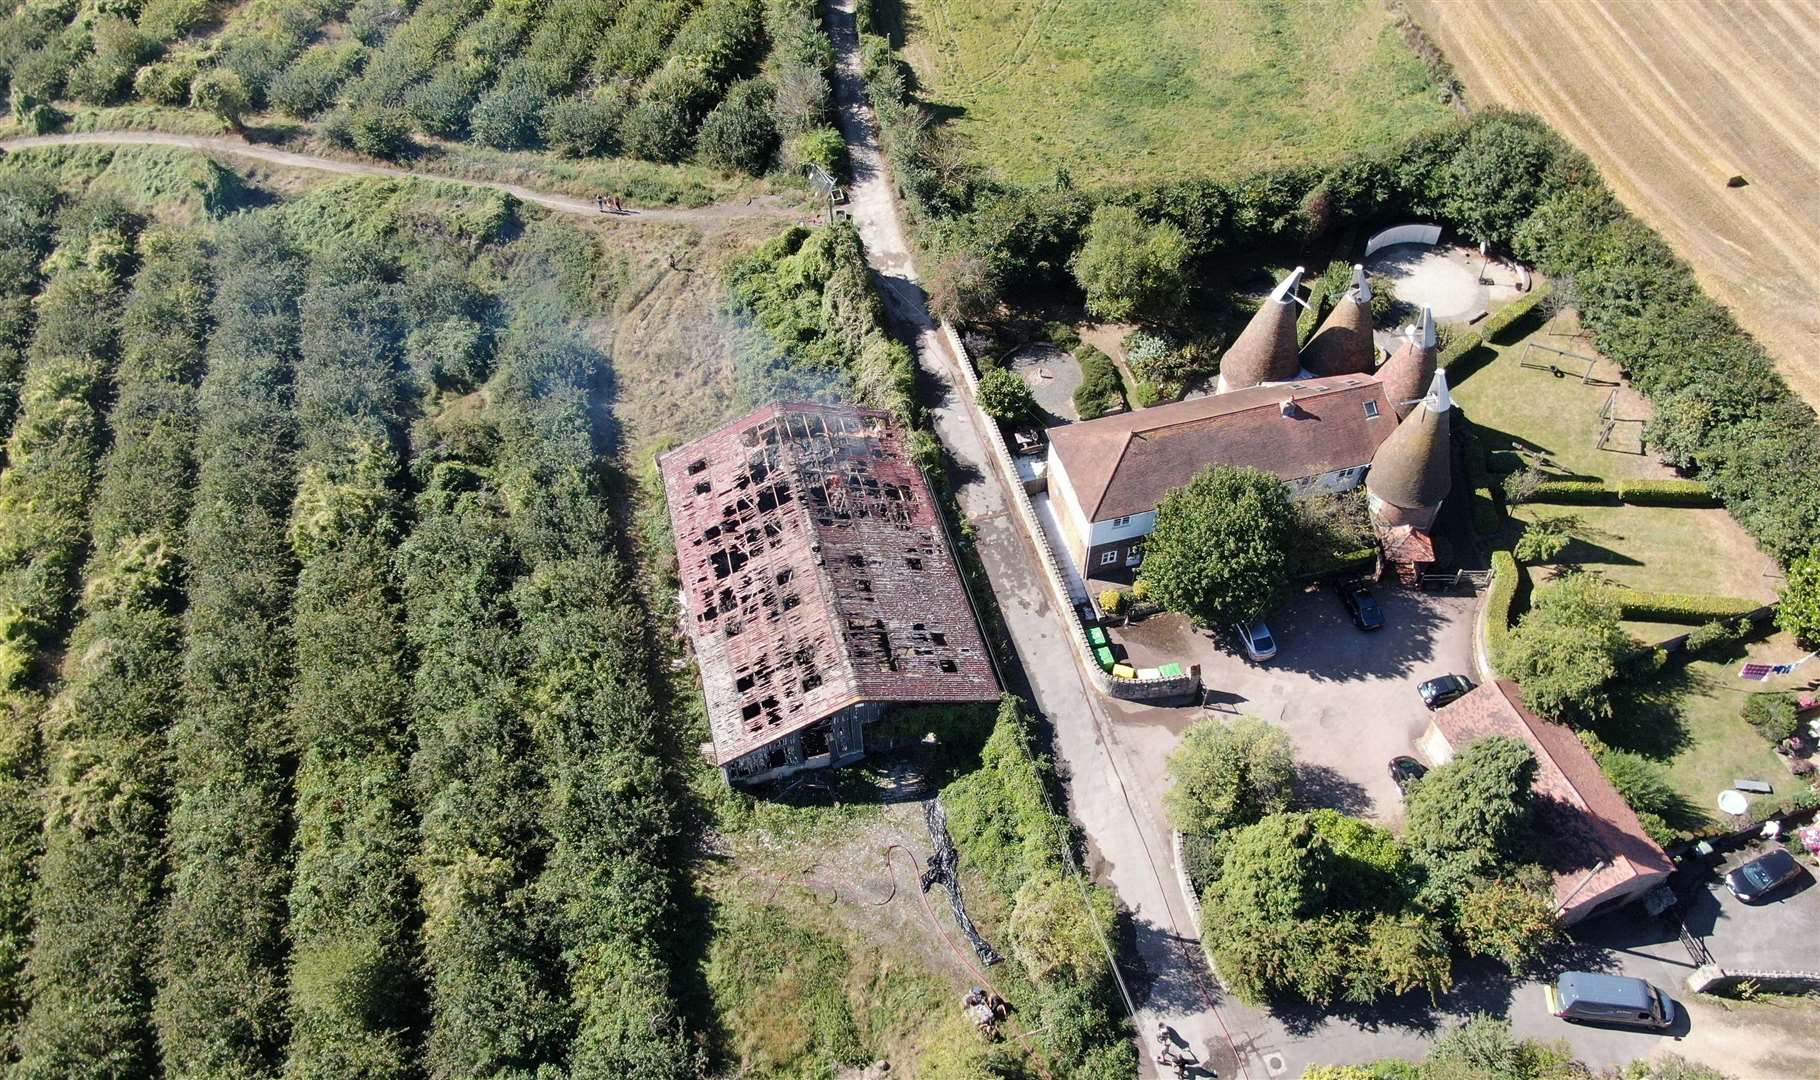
(1409, 0, 1820, 412)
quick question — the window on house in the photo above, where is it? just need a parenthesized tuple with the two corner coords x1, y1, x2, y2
(1363, 400, 1381, 419)
(1100, 550, 1119, 566)
(1125, 548, 1143, 567)
(1111, 515, 1132, 527)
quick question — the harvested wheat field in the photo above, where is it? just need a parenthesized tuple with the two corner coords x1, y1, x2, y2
(1409, 0, 1820, 411)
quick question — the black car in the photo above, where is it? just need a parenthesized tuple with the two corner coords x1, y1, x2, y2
(1338, 583, 1384, 630)
(1388, 756, 1427, 795)
(1725, 849, 1807, 903)
(1418, 674, 1476, 710)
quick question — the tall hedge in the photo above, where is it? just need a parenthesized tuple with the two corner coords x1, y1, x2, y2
(401, 359, 565, 1072)
(0, 197, 139, 1027)
(13, 229, 211, 1080)
(157, 217, 305, 1078)
(0, 173, 61, 447)
(493, 301, 699, 1077)
(280, 250, 421, 1079)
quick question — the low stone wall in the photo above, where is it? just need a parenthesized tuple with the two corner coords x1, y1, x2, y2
(1365, 222, 1444, 258)
(1687, 965, 1820, 997)
(939, 323, 1200, 702)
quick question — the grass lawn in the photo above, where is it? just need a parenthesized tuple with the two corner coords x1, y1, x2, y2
(894, 0, 1458, 185)
(1600, 633, 1809, 825)
(1453, 311, 1780, 602)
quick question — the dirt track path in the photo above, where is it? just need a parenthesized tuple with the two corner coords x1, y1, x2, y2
(0, 130, 803, 225)
(1408, 0, 1820, 412)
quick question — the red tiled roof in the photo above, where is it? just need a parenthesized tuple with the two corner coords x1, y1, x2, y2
(1219, 273, 1304, 390)
(1046, 377, 1396, 523)
(1377, 336, 1437, 420)
(1301, 294, 1376, 377)
(1431, 681, 1674, 912)
(660, 403, 998, 765)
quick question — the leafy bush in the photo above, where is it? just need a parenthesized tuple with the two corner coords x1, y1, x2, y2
(697, 78, 778, 174)
(323, 104, 415, 158)
(976, 367, 1036, 424)
(188, 67, 250, 126)
(623, 57, 717, 162)
(1072, 344, 1125, 420)
(1742, 693, 1799, 744)
(133, 58, 198, 105)
(542, 86, 632, 158)
(1097, 588, 1125, 616)
(1452, 873, 1560, 967)
(784, 126, 848, 179)
(1165, 716, 1295, 836)
(469, 76, 546, 150)
(0, 173, 60, 443)
(269, 41, 366, 118)
(1776, 546, 1820, 646)
(67, 17, 156, 105)
(1598, 750, 1682, 844)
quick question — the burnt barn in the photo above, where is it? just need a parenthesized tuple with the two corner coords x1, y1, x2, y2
(660, 402, 999, 785)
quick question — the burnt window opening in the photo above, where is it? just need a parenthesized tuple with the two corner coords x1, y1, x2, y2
(801, 672, 821, 692)
(931, 632, 947, 646)
(694, 480, 711, 494)
(801, 725, 830, 758)
(847, 554, 866, 568)
(686, 459, 707, 475)
(855, 580, 871, 593)
(776, 568, 793, 585)
(735, 673, 755, 692)
(905, 557, 923, 570)
(781, 594, 800, 611)
(741, 701, 762, 720)
(939, 659, 958, 672)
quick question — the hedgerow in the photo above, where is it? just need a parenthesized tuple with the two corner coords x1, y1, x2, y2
(13, 228, 211, 1080)
(1580, 586, 1762, 626)
(944, 697, 1131, 1079)
(1527, 479, 1615, 505)
(157, 217, 305, 1078)
(0, 201, 139, 1022)
(0, 173, 61, 445)
(726, 223, 919, 425)
(281, 248, 420, 1079)
(1611, 478, 1717, 507)
(492, 299, 700, 1077)
(0, 195, 138, 691)
(1072, 344, 1125, 420)
(399, 265, 565, 1074)
(1485, 549, 1526, 671)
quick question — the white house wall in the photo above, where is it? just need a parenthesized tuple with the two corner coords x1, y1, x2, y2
(1046, 448, 1092, 567)
(1087, 511, 1159, 547)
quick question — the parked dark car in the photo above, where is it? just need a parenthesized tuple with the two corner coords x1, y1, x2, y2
(1725, 849, 1807, 903)
(1418, 674, 1476, 710)
(1545, 972, 1675, 1030)
(1338, 583, 1384, 630)
(1388, 756, 1427, 795)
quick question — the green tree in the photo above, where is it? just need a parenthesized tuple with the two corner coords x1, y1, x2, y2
(1776, 545, 1820, 646)
(975, 367, 1036, 424)
(1500, 575, 1628, 722)
(188, 68, 249, 128)
(1164, 716, 1295, 835)
(1512, 514, 1579, 563)
(1405, 736, 1536, 872)
(1453, 873, 1560, 967)
(1143, 465, 1295, 627)
(1070, 205, 1189, 323)
(697, 78, 779, 175)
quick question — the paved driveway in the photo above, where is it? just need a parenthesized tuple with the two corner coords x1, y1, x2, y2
(1105, 585, 1479, 826)
(1098, 588, 1820, 1077)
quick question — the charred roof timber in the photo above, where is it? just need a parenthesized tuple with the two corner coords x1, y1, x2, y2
(659, 402, 999, 767)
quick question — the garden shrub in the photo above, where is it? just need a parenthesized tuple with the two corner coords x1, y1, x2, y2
(1611, 478, 1716, 507)
(697, 78, 779, 175)
(1742, 693, 1799, 744)
(1593, 586, 1761, 624)
(1072, 344, 1125, 419)
(1471, 485, 1502, 536)
(1485, 551, 1526, 670)
(132, 58, 198, 105)
(1527, 479, 1614, 504)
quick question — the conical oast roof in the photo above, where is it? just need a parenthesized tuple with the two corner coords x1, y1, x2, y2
(1218, 267, 1304, 393)
(1378, 307, 1437, 419)
(1301, 265, 1374, 377)
(1367, 369, 1453, 523)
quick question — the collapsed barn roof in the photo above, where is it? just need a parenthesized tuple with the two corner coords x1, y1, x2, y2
(660, 402, 998, 766)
